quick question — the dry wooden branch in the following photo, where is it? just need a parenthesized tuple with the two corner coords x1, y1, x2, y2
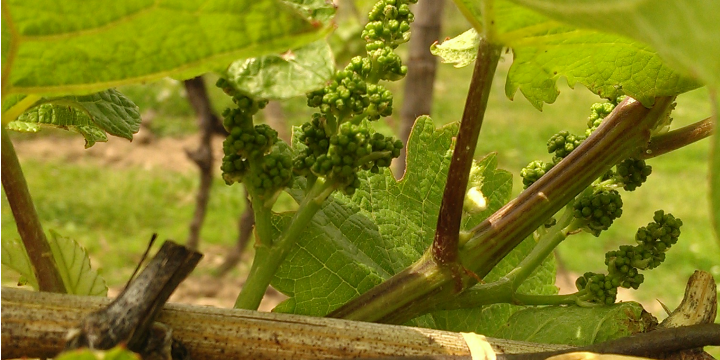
(2, 287, 570, 360)
(64, 241, 202, 357)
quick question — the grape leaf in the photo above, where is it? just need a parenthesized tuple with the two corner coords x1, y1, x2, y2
(493, 302, 656, 345)
(438, 0, 699, 109)
(506, 0, 720, 89)
(271, 116, 553, 332)
(6, 89, 140, 147)
(1, 0, 329, 96)
(1, 231, 107, 296)
(1, 237, 37, 288)
(47, 230, 107, 296)
(225, 40, 335, 100)
(283, 0, 337, 26)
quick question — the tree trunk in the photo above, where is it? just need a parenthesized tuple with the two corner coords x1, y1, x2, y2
(183, 76, 220, 250)
(395, 0, 445, 177)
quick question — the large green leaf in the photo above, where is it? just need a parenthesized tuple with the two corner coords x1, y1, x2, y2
(493, 302, 656, 346)
(505, 0, 720, 89)
(6, 89, 140, 147)
(1, 0, 329, 97)
(225, 40, 335, 99)
(283, 0, 337, 26)
(270, 117, 554, 332)
(440, 0, 698, 109)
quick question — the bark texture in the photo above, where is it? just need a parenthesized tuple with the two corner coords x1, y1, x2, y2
(183, 76, 221, 250)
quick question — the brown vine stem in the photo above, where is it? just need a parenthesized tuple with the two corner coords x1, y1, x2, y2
(639, 116, 714, 160)
(329, 97, 675, 324)
(1, 127, 66, 293)
(459, 97, 675, 276)
(432, 37, 502, 266)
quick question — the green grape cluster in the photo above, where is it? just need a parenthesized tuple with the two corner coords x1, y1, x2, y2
(364, 0, 416, 48)
(217, 84, 293, 201)
(295, 121, 402, 194)
(576, 211, 682, 305)
(243, 152, 294, 196)
(572, 189, 623, 235)
(519, 160, 553, 188)
(306, 69, 393, 120)
(575, 272, 618, 305)
(220, 93, 272, 183)
(615, 158, 652, 191)
(294, 0, 415, 194)
(547, 131, 586, 164)
(585, 102, 616, 136)
(633, 210, 682, 261)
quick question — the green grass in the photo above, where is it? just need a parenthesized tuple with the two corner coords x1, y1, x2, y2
(1, 161, 244, 286)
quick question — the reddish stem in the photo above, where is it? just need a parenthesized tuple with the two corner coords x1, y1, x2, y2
(432, 38, 501, 264)
(1, 127, 66, 293)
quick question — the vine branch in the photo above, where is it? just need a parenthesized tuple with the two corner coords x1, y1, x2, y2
(432, 37, 501, 265)
(1, 127, 66, 293)
(639, 116, 714, 159)
(329, 97, 676, 324)
(1, 287, 569, 359)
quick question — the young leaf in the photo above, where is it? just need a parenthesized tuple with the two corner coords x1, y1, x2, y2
(8, 110, 109, 148)
(6, 89, 140, 147)
(1, 0, 328, 96)
(492, 302, 656, 346)
(270, 117, 553, 330)
(430, 29, 479, 68)
(435, 0, 699, 109)
(224, 40, 335, 100)
(1, 237, 38, 288)
(46, 230, 108, 296)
